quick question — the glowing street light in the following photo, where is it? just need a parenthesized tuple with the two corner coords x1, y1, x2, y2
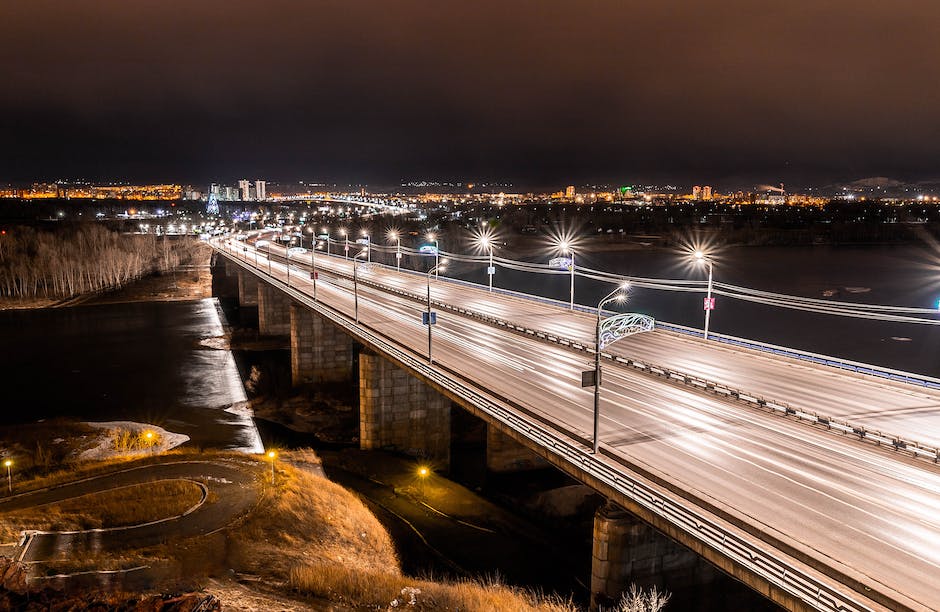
(474, 229, 496, 292)
(3, 459, 11, 493)
(417, 466, 430, 478)
(553, 238, 577, 310)
(388, 230, 401, 272)
(693, 250, 715, 340)
(266, 449, 277, 482)
(427, 233, 440, 277)
(340, 228, 349, 259)
(353, 247, 369, 323)
(591, 283, 630, 454)
(361, 230, 371, 263)
(321, 226, 331, 256)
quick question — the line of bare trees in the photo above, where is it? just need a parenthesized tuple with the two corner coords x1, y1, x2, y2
(0, 224, 205, 299)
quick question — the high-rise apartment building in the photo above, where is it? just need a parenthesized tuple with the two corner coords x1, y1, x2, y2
(692, 185, 702, 200)
(565, 185, 575, 198)
(238, 180, 252, 201)
(255, 180, 266, 201)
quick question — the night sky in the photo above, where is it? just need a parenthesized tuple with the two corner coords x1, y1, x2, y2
(3, 1, 940, 188)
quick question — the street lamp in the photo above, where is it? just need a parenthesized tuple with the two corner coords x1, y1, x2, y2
(474, 230, 496, 292)
(555, 239, 576, 310)
(693, 250, 715, 340)
(340, 228, 349, 259)
(592, 283, 630, 454)
(427, 233, 440, 277)
(322, 227, 331, 256)
(426, 262, 446, 363)
(3, 459, 11, 494)
(361, 230, 371, 263)
(388, 230, 401, 272)
(266, 450, 277, 482)
(353, 247, 369, 323)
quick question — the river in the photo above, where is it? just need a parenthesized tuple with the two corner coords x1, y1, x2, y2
(0, 298, 263, 451)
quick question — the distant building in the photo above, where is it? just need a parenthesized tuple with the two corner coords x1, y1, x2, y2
(238, 180, 252, 201)
(565, 185, 576, 198)
(702, 186, 713, 201)
(255, 180, 266, 201)
(692, 185, 702, 200)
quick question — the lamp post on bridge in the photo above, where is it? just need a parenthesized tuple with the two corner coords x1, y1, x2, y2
(693, 250, 715, 340)
(388, 230, 401, 272)
(590, 283, 630, 454)
(474, 229, 496, 292)
(552, 239, 577, 310)
(427, 233, 440, 277)
(353, 247, 368, 323)
(340, 228, 349, 260)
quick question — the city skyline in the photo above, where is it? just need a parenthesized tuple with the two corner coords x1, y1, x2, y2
(3, 1, 940, 186)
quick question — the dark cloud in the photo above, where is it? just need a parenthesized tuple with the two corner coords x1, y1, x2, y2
(2, 0, 940, 187)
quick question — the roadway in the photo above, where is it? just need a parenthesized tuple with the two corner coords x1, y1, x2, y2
(222, 238, 940, 611)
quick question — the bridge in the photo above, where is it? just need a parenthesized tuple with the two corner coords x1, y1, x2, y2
(212, 236, 940, 612)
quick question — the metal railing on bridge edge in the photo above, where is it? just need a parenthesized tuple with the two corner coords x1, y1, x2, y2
(216, 244, 881, 612)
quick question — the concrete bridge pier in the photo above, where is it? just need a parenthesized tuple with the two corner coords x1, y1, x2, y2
(590, 501, 715, 610)
(359, 350, 451, 469)
(485, 426, 549, 472)
(257, 282, 291, 336)
(237, 271, 259, 307)
(290, 304, 355, 385)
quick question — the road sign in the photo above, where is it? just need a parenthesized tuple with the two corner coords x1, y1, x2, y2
(355, 238, 369, 245)
(310, 271, 318, 280)
(419, 244, 439, 255)
(487, 266, 495, 275)
(549, 257, 573, 270)
(704, 297, 716, 311)
(581, 369, 598, 387)
(422, 312, 437, 325)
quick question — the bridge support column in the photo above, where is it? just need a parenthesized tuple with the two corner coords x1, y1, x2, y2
(359, 350, 451, 468)
(591, 502, 713, 610)
(238, 271, 259, 306)
(291, 305, 354, 385)
(257, 283, 291, 336)
(486, 426, 549, 472)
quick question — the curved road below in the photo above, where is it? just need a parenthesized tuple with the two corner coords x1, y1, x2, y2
(0, 459, 262, 563)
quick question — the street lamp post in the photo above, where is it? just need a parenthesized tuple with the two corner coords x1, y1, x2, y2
(693, 250, 715, 340)
(353, 248, 368, 323)
(340, 228, 349, 259)
(592, 284, 629, 454)
(428, 233, 440, 277)
(362, 231, 371, 263)
(322, 227, 331, 256)
(555, 240, 577, 310)
(426, 263, 446, 363)
(4, 459, 11, 494)
(388, 230, 401, 272)
(266, 450, 276, 482)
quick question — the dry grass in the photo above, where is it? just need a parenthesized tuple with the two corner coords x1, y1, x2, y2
(289, 562, 575, 611)
(0, 479, 204, 541)
(228, 462, 397, 579)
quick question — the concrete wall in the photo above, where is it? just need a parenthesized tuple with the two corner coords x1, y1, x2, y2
(590, 501, 715, 610)
(486, 426, 550, 472)
(291, 304, 354, 385)
(257, 282, 291, 336)
(238, 271, 259, 306)
(359, 350, 451, 468)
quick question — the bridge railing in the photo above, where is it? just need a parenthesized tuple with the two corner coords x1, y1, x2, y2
(216, 244, 879, 612)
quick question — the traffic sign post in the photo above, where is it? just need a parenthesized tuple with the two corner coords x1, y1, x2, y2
(422, 311, 437, 325)
(704, 297, 715, 311)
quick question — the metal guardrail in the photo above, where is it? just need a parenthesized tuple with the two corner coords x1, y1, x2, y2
(216, 245, 879, 612)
